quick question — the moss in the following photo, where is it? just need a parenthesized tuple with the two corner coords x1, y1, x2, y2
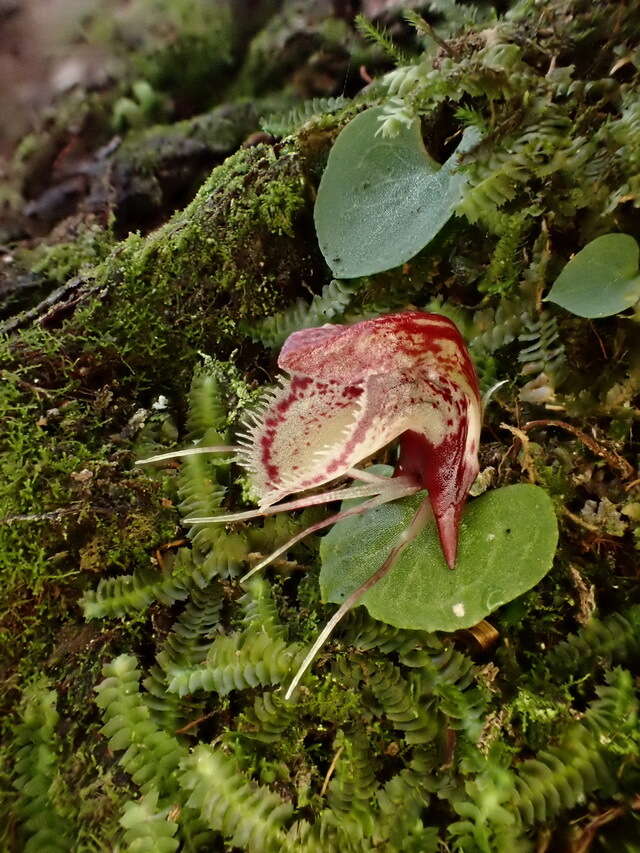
(1, 620, 149, 851)
(112, 101, 262, 175)
(0, 121, 339, 749)
(25, 224, 116, 286)
(478, 211, 532, 296)
(508, 687, 570, 751)
(63, 134, 330, 392)
(0, 330, 177, 702)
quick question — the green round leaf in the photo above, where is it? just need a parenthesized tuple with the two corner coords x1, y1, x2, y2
(314, 108, 479, 279)
(545, 233, 640, 318)
(319, 479, 558, 632)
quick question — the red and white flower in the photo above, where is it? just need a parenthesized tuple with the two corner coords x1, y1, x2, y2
(236, 310, 480, 569)
(139, 311, 481, 694)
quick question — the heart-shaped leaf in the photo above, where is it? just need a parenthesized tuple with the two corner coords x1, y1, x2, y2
(320, 471, 557, 632)
(546, 233, 640, 318)
(314, 108, 479, 279)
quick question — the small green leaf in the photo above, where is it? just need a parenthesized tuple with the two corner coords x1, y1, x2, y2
(314, 108, 479, 279)
(546, 233, 640, 318)
(320, 474, 557, 632)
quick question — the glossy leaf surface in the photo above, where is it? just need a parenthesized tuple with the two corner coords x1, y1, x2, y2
(314, 108, 479, 278)
(546, 233, 640, 318)
(320, 471, 557, 631)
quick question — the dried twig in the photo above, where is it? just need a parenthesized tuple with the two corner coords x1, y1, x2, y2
(568, 565, 596, 625)
(1, 505, 83, 524)
(320, 745, 344, 796)
(500, 423, 537, 482)
(561, 507, 599, 533)
(174, 711, 216, 735)
(570, 795, 640, 853)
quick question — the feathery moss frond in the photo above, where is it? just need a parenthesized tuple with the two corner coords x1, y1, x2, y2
(82, 362, 238, 618)
(12, 683, 73, 853)
(240, 577, 286, 638)
(324, 731, 379, 841)
(241, 690, 298, 743)
(407, 643, 476, 688)
(449, 669, 638, 851)
(143, 580, 224, 726)
(261, 97, 348, 138)
(470, 297, 530, 357)
(248, 279, 359, 350)
(177, 374, 248, 577)
(81, 562, 192, 620)
(165, 576, 299, 697)
(344, 608, 442, 657)
(542, 606, 640, 678)
(609, 90, 640, 175)
(517, 312, 567, 385)
(180, 744, 293, 852)
(457, 109, 572, 228)
(582, 667, 638, 742)
(177, 370, 250, 577)
(166, 631, 303, 697)
(354, 14, 409, 65)
(119, 790, 180, 853)
(407, 646, 487, 741)
(186, 366, 228, 440)
(479, 211, 532, 296)
(367, 661, 438, 743)
(375, 751, 438, 851)
(95, 655, 186, 796)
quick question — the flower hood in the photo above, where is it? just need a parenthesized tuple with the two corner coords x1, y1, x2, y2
(237, 311, 481, 567)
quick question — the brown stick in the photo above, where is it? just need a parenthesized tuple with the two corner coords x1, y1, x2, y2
(570, 795, 640, 853)
(320, 746, 344, 796)
(174, 711, 216, 735)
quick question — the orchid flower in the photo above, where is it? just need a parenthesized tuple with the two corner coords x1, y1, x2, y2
(138, 311, 481, 697)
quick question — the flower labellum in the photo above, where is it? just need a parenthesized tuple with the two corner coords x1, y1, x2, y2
(238, 310, 481, 569)
(138, 311, 481, 696)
